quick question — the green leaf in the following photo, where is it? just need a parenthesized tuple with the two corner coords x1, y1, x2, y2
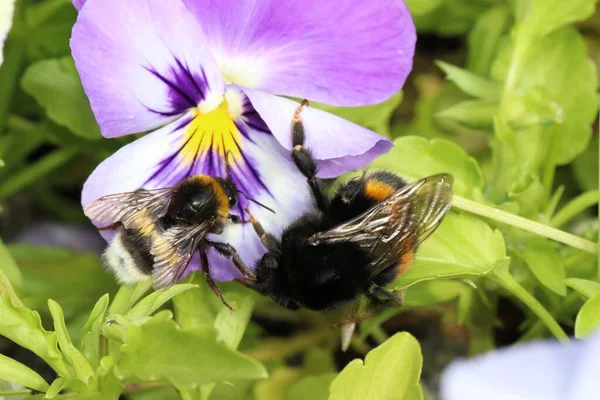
(9, 245, 117, 317)
(393, 212, 508, 289)
(517, 240, 566, 296)
(516, 0, 596, 39)
(287, 374, 336, 400)
(499, 27, 598, 166)
(309, 92, 403, 137)
(371, 136, 484, 198)
(254, 368, 301, 400)
(575, 291, 600, 338)
(0, 239, 23, 290)
(410, 0, 489, 36)
(21, 57, 101, 140)
(48, 300, 96, 386)
(213, 285, 257, 350)
(564, 278, 600, 298)
(330, 332, 423, 400)
(108, 279, 153, 315)
(115, 317, 267, 388)
(572, 135, 599, 191)
(435, 100, 497, 128)
(0, 295, 70, 377)
(404, 0, 442, 16)
(128, 284, 197, 317)
(467, 5, 510, 75)
(81, 294, 110, 367)
(437, 61, 501, 100)
(0, 353, 49, 392)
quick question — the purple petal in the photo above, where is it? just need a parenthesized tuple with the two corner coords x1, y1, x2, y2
(83, 89, 313, 281)
(241, 87, 392, 178)
(440, 341, 576, 400)
(182, 0, 416, 106)
(72, 0, 85, 11)
(71, 0, 224, 138)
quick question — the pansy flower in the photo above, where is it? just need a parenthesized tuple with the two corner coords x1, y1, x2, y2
(71, 0, 416, 280)
(0, 0, 15, 66)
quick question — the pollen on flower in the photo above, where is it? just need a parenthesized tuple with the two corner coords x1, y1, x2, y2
(180, 101, 242, 165)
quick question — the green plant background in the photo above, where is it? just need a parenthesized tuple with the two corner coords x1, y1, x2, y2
(0, 0, 599, 399)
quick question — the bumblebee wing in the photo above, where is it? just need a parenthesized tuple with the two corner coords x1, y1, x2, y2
(84, 187, 177, 230)
(310, 174, 453, 278)
(150, 219, 215, 289)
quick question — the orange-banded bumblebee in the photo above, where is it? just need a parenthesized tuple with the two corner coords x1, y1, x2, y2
(85, 170, 271, 308)
(241, 101, 454, 311)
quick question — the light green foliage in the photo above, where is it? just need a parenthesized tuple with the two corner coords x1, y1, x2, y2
(310, 92, 403, 137)
(372, 136, 484, 198)
(0, 0, 599, 398)
(115, 317, 267, 388)
(21, 57, 100, 140)
(330, 333, 424, 400)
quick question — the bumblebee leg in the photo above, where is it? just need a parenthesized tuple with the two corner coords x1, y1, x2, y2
(291, 100, 328, 213)
(200, 246, 235, 311)
(367, 282, 404, 306)
(244, 207, 280, 253)
(206, 240, 256, 279)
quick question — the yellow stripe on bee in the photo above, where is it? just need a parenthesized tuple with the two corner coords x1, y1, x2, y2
(210, 179, 231, 218)
(181, 102, 242, 164)
(364, 180, 395, 202)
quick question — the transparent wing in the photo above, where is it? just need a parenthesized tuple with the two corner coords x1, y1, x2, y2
(83, 187, 177, 230)
(150, 220, 215, 289)
(310, 174, 454, 279)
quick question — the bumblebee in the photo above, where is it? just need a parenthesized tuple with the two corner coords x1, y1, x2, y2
(241, 101, 454, 311)
(85, 170, 270, 308)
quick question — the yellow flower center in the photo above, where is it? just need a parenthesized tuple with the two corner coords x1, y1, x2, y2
(180, 100, 242, 164)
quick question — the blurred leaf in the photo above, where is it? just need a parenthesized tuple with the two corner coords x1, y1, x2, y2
(435, 100, 497, 129)
(572, 135, 598, 191)
(404, 280, 472, 308)
(467, 5, 510, 75)
(115, 316, 267, 388)
(26, 1, 76, 59)
(128, 387, 181, 400)
(254, 368, 301, 400)
(9, 245, 117, 318)
(496, 27, 597, 166)
(410, 0, 490, 35)
(287, 374, 336, 400)
(516, 0, 596, 38)
(371, 136, 484, 198)
(437, 62, 501, 100)
(394, 212, 508, 289)
(128, 284, 197, 318)
(310, 92, 403, 137)
(0, 238, 23, 290)
(48, 299, 96, 387)
(517, 240, 566, 296)
(0, 295, 70, 377)
(330, 332, 423, 400)
(404, 0, 442, 16)
(575, 291, 600, 338)
(81, 294, 109, 368)
(21, 57, 101, 140)
(507, 173, 546, 216)
(565, 278, 600, 298)
(0, 353, 49, 392)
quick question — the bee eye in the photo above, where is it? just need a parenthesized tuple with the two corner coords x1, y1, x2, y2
(229, 196, 237, 206)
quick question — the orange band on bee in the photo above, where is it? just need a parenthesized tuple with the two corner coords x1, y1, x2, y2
(364, 180, 395, 202)
(397, 249, 415, 276)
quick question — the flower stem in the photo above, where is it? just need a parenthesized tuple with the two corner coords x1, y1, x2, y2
(551, 190, 599, 228)
(491, 269, 568, 342)
(452, 195, 597, 254)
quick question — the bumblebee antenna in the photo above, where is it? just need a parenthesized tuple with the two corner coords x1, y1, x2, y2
(238, 190, 276, 214)
(224, 150, 234, 180)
